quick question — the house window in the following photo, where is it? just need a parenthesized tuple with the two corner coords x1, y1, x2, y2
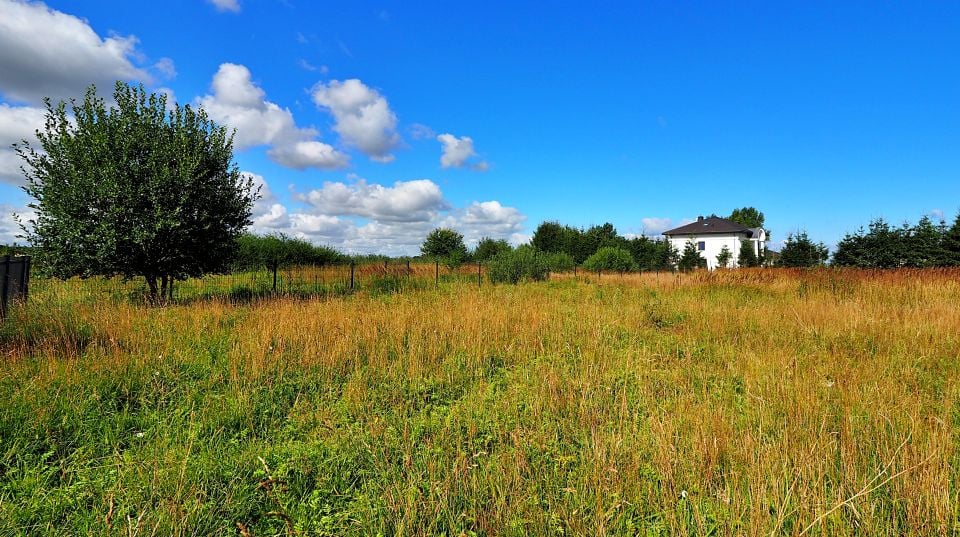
(697, 241, 705, 251)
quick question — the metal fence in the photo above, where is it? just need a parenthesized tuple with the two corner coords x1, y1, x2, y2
(29, 260, 488, 304)
(0, 255, 31, 318)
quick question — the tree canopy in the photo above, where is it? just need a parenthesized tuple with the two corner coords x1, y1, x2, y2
(420, 228, 468, 266)
(777, 232, 828, 267)
(728, 207, 765, 229)
(16, 82, 256, 300)
(678, 241, 706, 272)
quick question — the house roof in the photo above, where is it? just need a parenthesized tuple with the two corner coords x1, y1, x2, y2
(662, 216, 755, 236)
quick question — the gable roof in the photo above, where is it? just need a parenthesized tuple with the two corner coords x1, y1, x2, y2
(662, 216, 753, 236)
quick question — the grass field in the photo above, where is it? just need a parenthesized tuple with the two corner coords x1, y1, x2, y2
(1, 268, 958, 535)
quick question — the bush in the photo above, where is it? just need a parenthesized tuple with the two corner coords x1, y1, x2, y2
(542, 251, 575, 272)
(582, 247, 635, 273)
(487, 246, 550, 284)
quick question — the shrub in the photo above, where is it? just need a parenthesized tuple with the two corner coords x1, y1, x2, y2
(542, 251, 575, 272)
(487, 246, 550, 284)
(582, 247, 635, 273)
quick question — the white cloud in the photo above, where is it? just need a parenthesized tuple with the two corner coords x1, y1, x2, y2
(153, 57, 176, 79)
(299, 178, 447, 222)
(0, 204, 31, 244)
(930, 208, 945, 221)
(208, 0, 241, 13)
(437, 133, 488, 170)
(0, 0, 150, 104)
(0, 103, 46, 185)
(268, 141, 350, 170)
(312, 79, 400, 162)
(197, 63, 348, 170)
(409, 123, 435, 140)
(457, 201, 525, 243)
(640, 217, 674, 235)
(246, 175, 527, 255)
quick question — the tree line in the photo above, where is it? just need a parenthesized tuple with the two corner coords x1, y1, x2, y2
(832, 215, 960, 268)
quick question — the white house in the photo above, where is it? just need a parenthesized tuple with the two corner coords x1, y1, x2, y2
(663, 216, 766, 270)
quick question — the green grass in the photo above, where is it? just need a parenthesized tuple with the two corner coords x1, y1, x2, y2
(1, 269, 958, 535)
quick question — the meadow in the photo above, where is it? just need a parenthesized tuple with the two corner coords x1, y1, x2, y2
(0, 268, 958, 535)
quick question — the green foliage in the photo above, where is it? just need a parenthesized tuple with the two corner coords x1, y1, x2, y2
(832, 215, 960, 268)
(233, 233, 345, 270)
(678, 241, 706, 272)
(738, 240, 760, 268)
(421, 228, 468, 267)
(583, 246, 635, 273)
(946, 213, 960, 266)
(728, 207, 765, 229)
(473, 237, 512, 262)
(777, 231, 829, 267)
(16, 82, 256, 300)
(716, 245, 733, 268)
(626, 236, 676, 271)
(486, 245, 550, 284)
(542, 251, 575, 272)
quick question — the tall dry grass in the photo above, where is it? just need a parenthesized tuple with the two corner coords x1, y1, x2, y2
(0, 268, 958, 535)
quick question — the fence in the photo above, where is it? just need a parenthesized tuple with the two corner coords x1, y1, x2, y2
(28, 260, 490, 304)
(0, 255, 31, 318)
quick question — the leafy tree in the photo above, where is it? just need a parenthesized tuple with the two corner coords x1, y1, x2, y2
(16, 82, 256, 301)
(531, 222, 567, 253)
(678, 240, 706, 272)
(473, 237, 512, 262)
(728, 207, 765, 229)
(421, 228, 468, 267)
(583, 246, 635, 273)
(233, 233, 345, 271)
(777, 231, 828, 267)
(716, 245, 733, 268)
(542, 251, 575, 272)
(487, 245, 550, 284)
(738, 240, 760, 267)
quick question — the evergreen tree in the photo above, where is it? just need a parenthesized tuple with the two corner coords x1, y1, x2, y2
(944, 212, 960, 266)
(678, 240, 706, 271)
(778, 232, 828, 267)
(716, 245, 732, 268)
(738, 240, 760, 267)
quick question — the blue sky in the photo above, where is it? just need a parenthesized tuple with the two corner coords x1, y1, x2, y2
(1, 0, 958, 253)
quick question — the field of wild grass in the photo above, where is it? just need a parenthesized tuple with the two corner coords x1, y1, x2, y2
(1, 268, 958, 535)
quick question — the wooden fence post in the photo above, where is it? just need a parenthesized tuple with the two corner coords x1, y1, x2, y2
(477, 261, 482, 287)
(0, 255, 9, 319)
(350, 261, 355, 290)
(272, 260, 278, 293)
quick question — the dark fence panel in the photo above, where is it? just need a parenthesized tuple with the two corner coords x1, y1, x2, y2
(0, 255, 31, 318)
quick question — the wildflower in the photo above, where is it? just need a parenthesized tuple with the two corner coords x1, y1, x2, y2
(680, 490, 688, 499)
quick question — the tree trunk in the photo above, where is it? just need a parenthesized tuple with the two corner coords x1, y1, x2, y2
(146, 274, 159, 303)
(160, 275, 169, 304)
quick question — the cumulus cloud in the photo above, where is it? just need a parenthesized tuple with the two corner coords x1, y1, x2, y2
(198, 63, 348, 170)
(208, 0, 241, 13)
(0, 0, 150, 104)
(243, 174, 527, 255)
(0, 204, 31, 244)
(268, 141, 349, 170)
(437, 133, 488, 170)
(298, 178, 447, 222)
(312, 79, 400, 162)
(457, 201, 526, 243)
(0, 103, 46, 185)
(640, 217, 674, 235)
